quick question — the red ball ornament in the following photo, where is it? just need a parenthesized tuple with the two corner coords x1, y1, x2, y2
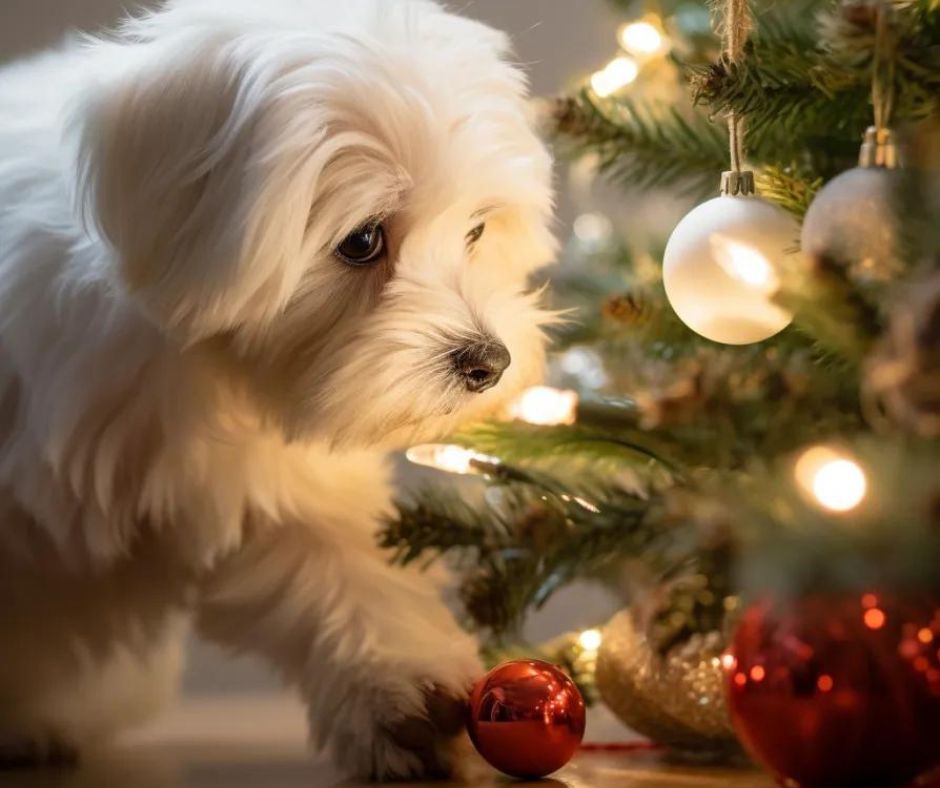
(726, 593, 940, 788)
(467, 659, 586, 779)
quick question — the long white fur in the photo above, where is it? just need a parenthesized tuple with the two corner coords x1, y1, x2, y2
(0, 0, 555, 779)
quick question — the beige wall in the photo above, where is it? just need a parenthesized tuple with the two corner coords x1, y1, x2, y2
(0, 0, 619, 96)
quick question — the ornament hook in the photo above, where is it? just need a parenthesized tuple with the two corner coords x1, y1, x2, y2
(720, 170, 755, 196)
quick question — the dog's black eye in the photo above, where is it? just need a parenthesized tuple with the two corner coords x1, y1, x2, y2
(466, 223, 485, 246)
(336, 222, 385, 266)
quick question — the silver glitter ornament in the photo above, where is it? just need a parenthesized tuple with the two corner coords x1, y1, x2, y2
(801, 127, 902, 284)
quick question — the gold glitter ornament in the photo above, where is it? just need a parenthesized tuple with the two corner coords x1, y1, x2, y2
(595, 609, 740, 754)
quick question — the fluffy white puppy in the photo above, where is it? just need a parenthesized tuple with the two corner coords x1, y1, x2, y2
(0, 0, 555, 779)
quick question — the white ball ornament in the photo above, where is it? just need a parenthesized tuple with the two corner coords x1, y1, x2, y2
(663, 172, 800, 345)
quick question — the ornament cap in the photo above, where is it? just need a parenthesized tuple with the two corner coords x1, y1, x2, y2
(720, 170, 755, 197)
(859, 126, 899, 169)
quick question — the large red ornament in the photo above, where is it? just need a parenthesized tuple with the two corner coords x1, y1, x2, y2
(467, 659, 586, 778)
(726, 593, 940, 788)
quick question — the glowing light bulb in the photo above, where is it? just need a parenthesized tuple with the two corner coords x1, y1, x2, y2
(405, 444, 499, 475)
(508, 386, 578, 426)
(813, 460, 867, 511)
(578, 628, 603, 653)
(794, 446, 868, 512)
(590, 56, 639, 97)
(618, 20, 665, 56)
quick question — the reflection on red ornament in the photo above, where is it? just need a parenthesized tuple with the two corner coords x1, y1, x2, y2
(726, 594, 940, 787)
(467, 659, 585, 779)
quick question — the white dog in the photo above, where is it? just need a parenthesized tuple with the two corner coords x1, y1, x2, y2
(0, 0, 555, 779)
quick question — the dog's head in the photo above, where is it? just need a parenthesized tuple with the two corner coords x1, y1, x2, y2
(78, 0, 555, 447)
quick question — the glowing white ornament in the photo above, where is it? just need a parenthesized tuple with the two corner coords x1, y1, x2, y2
(662, 172, 799, 345)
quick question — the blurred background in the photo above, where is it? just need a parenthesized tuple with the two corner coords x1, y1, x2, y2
(0, 0, 666, 702)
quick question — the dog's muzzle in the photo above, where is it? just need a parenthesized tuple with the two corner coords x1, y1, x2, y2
(451, 341, 511, 393)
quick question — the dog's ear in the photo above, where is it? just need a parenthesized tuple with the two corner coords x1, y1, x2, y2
(77, 37, 315, 340)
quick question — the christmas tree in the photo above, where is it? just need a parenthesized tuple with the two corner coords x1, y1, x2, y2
(383, 1, 940, 783)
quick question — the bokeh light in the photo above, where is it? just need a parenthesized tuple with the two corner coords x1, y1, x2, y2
(406, 444, 498, 475)
(618, 20, 665, 56)
(864, 608, 886, 630)
(578, 628, 603, 652)
(590, 56, 639, 97)
(794, 446, 868, 512)
(508, 386, 578, 426)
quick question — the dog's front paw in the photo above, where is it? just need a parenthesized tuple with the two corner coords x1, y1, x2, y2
(323, 682, 477, 782)
(380, 685, 469, 780)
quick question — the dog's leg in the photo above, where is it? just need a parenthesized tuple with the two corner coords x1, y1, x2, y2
(0, 535, 188, 767)
(196, 455, 481, 781)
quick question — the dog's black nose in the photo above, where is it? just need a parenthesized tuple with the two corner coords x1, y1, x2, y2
(452, 341, 511, 393)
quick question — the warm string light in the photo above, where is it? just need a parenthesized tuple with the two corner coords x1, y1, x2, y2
(794, 446, 868, 512)
(507, 386, 579, 426)
(591, 13, 669, 97)
(406, 387, 581, 477)
(405, 444, 500, 476)
(578, 628, 603, 654)
(618, 19, 666, 57)
(590, 56, 639, 97)
(574, 628, 603, 681)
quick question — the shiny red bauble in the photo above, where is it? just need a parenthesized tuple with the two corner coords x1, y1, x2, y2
(726, 594, 940, 788)
(467, 659, 586, 779)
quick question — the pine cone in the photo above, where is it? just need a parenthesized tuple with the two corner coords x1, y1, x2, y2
(602, 293, 651, 326)
(840, 1, 879, 28)
(551, 96, 591, 138)
(460, 570, 515, 632)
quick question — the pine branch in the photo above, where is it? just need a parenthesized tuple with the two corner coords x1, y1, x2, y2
(458, 344, 864, 474)
(777, 253, 884, 364)
(551, 90, 729, 198)
(689, 40, 866, 175)
(382, 480, 658, 636)
(690, 2, 940, 174)
(455, 421, 679, 472)
(819, 0, 940, 121)
(755, 164, 823, 217)
(727, 439, 940, 598)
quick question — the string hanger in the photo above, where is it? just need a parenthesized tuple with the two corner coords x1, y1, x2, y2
(711, 0, 755, 195)
(862, 0, 900, 168)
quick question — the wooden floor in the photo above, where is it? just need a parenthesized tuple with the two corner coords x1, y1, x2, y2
(0, 694, 774, 788)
